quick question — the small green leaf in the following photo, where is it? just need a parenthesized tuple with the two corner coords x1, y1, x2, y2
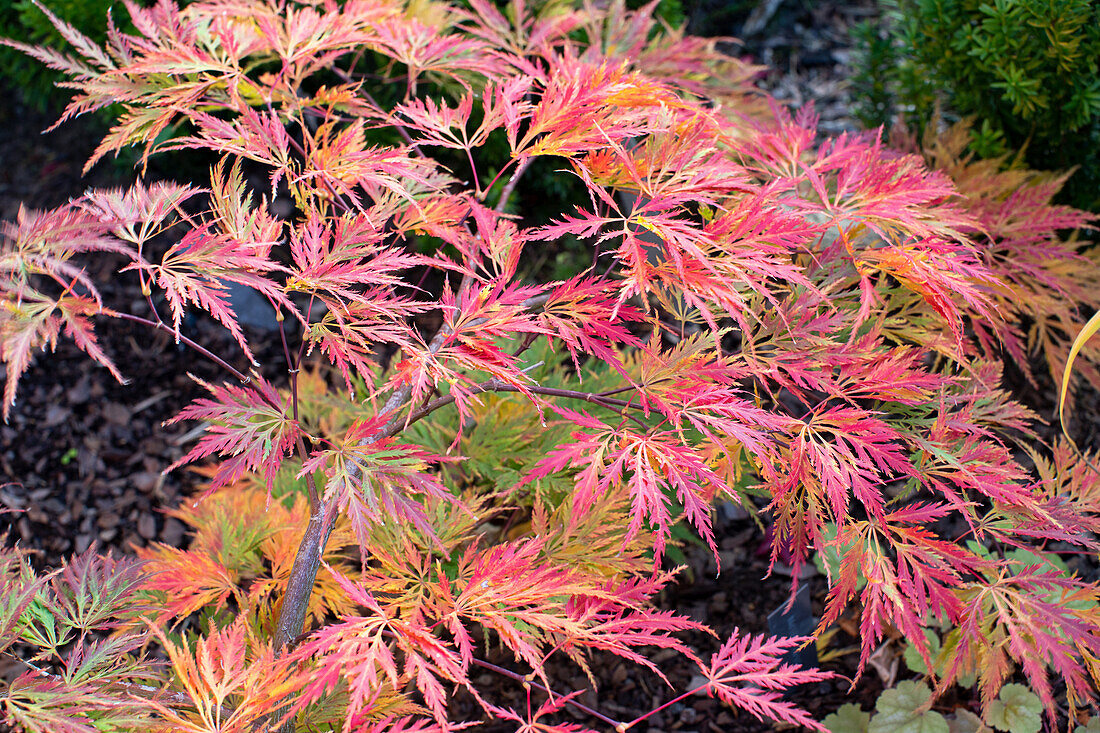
(869, 681, 949, 733)
(1075, 717, 1100, 733)
(1003, 549, 1093, 610)
(824, 703, 871, 733)
(947, 709, 989, 733)
(985, 683, 1041, 733)
(903, 629, 941, 675)
(814, 522, 866, 589)
(956, 668, 977, 690)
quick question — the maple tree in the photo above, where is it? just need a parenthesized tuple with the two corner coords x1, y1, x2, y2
(2, 0, 1100, 731)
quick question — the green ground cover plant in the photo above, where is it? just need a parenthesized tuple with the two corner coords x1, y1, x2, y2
(0, 0, 128, 110)
(851, 0, 1100, 212)
(1, 0, 1100, 731)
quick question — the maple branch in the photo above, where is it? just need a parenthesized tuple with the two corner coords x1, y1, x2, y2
(379, 379, 648, 440)
(621, 686, 701, 730)
(273, 494, 338, 651)
(274, 300, 469, 659)
(470, 658, 625, 729)
(494, 157, 531, 214)
(9, 654, 237, 721)
(466, 147, 482, 193)
(278, 299, 320, 509)
(274, 290, 557, 652)
(113, 312, 256, 390)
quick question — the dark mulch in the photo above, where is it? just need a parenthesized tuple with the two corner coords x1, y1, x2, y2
(0, 89, 285, 561)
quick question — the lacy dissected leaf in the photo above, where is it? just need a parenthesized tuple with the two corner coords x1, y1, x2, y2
(124, 222, 291, 359)
(0, 546, 44, 658)
(699, 630, 832, 732)
(574, 115, 747, 207)
(162, 106, 294, 182)
(577, 0, 766, 106)
(159, 482, 282, 581)
(0, 290, 124, 420)
(243, 0, 391, 79)
(460, 0, 581, 61)
(11, 0, 1100, 730)
(300, 418, 454, 549)
(0, 203, 128, 294)
(526, 419, 728, 558)
(516, 57, 688, 158)
(530, 493, 653, 579)
(80, 180, 202, 248)
(942, 566, 1100, 713)
(145, 477, 356, 627)
(561, 572, 704, 684)
(538, 276, 643, 375)
(50, 549, 150, 632)
(393, 77, 533, 156)
(135, 544, 241, 622)
(287, 212, 430, 387)
(308, 297, 428, 393)
(287, 213, 417, 304)
(920, 119, 1100, 397)
(818, 502, 989, 677)
(369, 13, 500, 87)
(57, 630, 159, 693)
(385, 283, 549, 424)
(905, 372, 1037, 512)
(1019, 440, 1100, 541)
(166, 374, 303, 493)
(2, 672, 155, 733)
(0, 201, 139, 415)
(296, 119, 441, 210)
(765, 404, 919, 579)
(441, 538, 604, 672)
(779, 406, 915, 523)
(148, 618, 308, 733)
(9, 554, 158, 723)
(256, 516, 359, 629)
(629, 338, 791, 456)
(294, 569, 466, 726)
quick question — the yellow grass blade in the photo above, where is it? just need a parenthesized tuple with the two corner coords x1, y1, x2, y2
(1060, 310, 1100, 446)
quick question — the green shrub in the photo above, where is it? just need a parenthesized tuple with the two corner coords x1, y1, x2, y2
(0, 0, 123, 111)
(852, 0, 1100, 212)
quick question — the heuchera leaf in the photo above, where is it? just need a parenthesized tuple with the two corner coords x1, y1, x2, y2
(867, 681, 948, 733)
(823, 703, 871, 733)
(985, 684, 1041, 733)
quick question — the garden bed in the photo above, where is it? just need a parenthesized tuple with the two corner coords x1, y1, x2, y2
(2, 1, 1097, 731)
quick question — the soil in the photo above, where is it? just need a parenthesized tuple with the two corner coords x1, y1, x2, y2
(0, 2, 1090, 732)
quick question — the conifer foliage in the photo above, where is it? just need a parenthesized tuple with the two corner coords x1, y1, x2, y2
(1, 0, 1099, 730)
